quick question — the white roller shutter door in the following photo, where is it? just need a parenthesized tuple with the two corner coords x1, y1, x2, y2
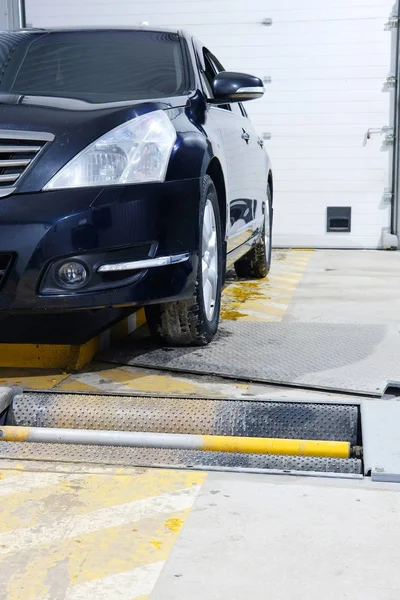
(26, 0, 397, 248)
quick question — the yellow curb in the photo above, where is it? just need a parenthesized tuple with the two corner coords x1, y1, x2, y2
(0, 308, 147, 371)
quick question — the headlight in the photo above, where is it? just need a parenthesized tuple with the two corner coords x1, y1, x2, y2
(43, 110, 177, 190)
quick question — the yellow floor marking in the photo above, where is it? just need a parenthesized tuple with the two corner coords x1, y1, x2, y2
(88, 366, 206, 396)
(0, 369, 70, 389)
(54, 378, 101, 392)
(221, 249, 312, 322)
(4, 510, 190, 600)
(0, 469, 203, 534)
(59, 363, 252, 398)
(0, 467, 205, 600)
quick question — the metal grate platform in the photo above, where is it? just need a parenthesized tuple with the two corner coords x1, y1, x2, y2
(100, 322, 400, 395)
(0, 442, 362, 475)
(8, 393, 359, 444)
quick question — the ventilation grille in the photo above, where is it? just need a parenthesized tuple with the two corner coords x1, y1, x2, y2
(0, 253, 13, 289)
(0, 131, 54, 192)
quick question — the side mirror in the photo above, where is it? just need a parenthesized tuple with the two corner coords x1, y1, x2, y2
(211, 72, 264, 103)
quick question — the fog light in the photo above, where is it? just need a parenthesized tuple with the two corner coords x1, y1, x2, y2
(58, 262, 88, 287)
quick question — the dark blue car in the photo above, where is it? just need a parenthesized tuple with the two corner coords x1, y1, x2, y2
(0, 27, 273, 345)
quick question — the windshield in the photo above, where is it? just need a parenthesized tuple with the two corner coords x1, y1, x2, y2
(0, 30, 187, 103)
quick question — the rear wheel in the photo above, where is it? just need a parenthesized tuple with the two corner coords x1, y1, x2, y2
(145, 175, 223, 346)
(234, 185, 272, 279)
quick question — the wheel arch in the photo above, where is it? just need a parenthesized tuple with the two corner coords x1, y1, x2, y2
(268, 170, 273, 204)
(206, 157, 227, 238)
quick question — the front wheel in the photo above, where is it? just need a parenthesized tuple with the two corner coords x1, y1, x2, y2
(145, 175, 223, 346)
(234, 185, 272, 279)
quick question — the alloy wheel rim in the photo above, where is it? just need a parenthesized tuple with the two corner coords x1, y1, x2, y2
(202, 198, 218, 321)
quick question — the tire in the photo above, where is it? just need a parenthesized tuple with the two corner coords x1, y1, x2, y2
(145, 175, 223, 346)
(234, 185, 272, 279)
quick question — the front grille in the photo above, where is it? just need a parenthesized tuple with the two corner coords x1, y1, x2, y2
(0, 130, 54, 192)
(0, 253, 13, 289)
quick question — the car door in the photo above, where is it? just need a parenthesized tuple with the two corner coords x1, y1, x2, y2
(200, 47, 257, 253)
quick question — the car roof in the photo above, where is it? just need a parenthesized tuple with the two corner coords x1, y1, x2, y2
(17, 26, 181, 35)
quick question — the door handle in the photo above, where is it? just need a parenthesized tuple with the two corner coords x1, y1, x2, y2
(241, 130, 250, 142)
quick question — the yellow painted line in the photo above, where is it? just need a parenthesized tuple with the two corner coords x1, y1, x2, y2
(0, 466, 206, 600)
(85, 366, 206, 396)
(53, 378, 100, 392)
(221, 249, 312, 322)
(0, 369, 70, 389)
(60, 363, 252, 399)
(0, 467, 204, 534)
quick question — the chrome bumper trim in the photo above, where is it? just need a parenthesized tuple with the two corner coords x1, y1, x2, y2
(97, 252, 190, 273)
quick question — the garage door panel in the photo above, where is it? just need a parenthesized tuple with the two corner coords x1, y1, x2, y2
(223, 53, 389, 70)
(268, 79, 392, 92)
(274, 168, 383, 183)
(271, 146, 388, 159)
(277, 180, 384, 193)
(239, 67, 390, 82)
(254, 91, 388, 104)
(252, 113, 387, 127)
(193, 19, 387, 39)
(276, 192, 384, 205)
(210, 32, 389, 48)
(249, 101, 388, 116)
(29, 6, 389, 24)
(273, 158, 387, 171)
(55, 0, 396, 14)
(25, 0, 395, 249)
(263, 132, 380, 145)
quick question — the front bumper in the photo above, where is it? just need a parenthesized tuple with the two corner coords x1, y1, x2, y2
(0, 178, 201, 311)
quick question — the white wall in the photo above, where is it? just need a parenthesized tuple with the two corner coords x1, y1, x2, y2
(25, 0, 398, 248)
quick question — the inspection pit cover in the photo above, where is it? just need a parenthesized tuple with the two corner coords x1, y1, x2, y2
(101, 322, 400, 396)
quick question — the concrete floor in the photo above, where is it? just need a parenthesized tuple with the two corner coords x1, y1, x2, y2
(2, 249, 400, 600)
(285, 250, 400, 325)
(148, 250, 400, 600)
(151, 472, 400, 600)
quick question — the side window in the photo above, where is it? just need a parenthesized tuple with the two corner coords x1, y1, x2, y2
(230, 103, 243, 116)
(203, 48, 231, 111)
(203, 51, 216, 90)
(239, 103, 248, 117)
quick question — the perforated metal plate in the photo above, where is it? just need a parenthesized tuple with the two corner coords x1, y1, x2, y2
(100, 322, 400, 395)
(8, 393, 359, 444)
(0, 442, 362, 475)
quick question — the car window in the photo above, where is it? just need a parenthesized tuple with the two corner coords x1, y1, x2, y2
(230, 103, 243, 116)
(203, 48, 231, 111)
(0, 30, 187, 103)
(239, 103, 248, 117)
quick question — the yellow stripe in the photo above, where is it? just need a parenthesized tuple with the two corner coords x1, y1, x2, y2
(0, 466, 205, 599)
(0, 308, 144, 371)
(0, 370, 70, 390)
(201, 435, 350, 458)
(0, 468, 204, 534)
(221, 249, 312, 322)
(0, 338, 99, 370)
(3, 509, 190, 600)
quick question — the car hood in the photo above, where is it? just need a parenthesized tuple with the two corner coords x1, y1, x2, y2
(0, 93, 188, 193)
